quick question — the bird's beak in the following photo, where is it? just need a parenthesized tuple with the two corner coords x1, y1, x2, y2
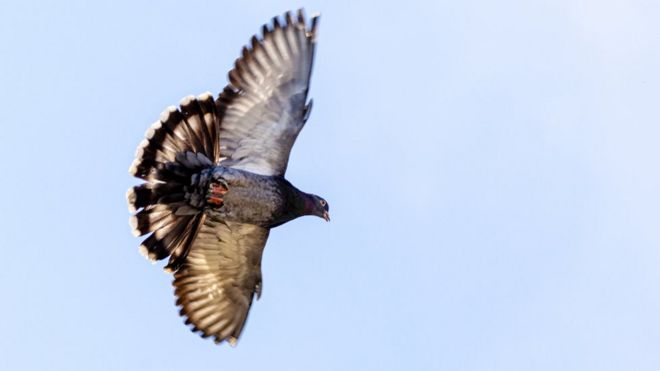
(323, 211, 331, 222)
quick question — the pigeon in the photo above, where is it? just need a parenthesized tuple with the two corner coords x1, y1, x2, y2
(126, 9, 328, 346)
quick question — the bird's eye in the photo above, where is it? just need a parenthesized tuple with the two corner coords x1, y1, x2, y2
(320, 200, 326, 207)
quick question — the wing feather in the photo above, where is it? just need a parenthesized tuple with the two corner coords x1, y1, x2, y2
(173, 219, 269, 345)
(216, 11, 319, 176)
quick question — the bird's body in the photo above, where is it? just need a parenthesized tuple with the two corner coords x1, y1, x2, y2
(206, 167, 293, 226)
(185, 164, 311, 228)
(126, 10, 328, 346)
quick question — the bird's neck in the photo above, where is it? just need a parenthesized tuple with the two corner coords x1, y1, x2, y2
(283, 185, 314, 216)
(269, 188, 315, 228)
(299, 192, 317, 216)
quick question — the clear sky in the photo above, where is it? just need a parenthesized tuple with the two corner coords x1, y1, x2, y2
(1, 1, 659, 370)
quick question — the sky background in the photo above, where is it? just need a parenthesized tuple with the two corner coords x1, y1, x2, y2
(1, 0, 659, 370)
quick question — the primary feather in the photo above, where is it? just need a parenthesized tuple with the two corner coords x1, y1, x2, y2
(217, 10, 318, 176)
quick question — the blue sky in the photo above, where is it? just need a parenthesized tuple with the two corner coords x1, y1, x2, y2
(1, 1, 659, 370)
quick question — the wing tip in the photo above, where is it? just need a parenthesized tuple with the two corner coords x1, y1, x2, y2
(292, 8, 320, 40)
(309, 12, 320, 40)
(178, 306, 243, 347)
(264, 9, 319, 41)
(284, 10, 294, 26)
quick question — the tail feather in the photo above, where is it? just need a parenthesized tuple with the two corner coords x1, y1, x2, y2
(136, 207, 197, 265)
(138, 219, 188, 261)
(129, 92, 220, 180)
(127, 182, 186, 212)
(130, 205, 174, 237)
(128, 92, 220, 272)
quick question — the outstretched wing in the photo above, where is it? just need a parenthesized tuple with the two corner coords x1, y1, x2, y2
(173, 218, 269, 345)
(216, 10, 319, 176)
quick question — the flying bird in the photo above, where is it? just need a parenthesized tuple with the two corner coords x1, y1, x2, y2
(126, 9, 328, 346)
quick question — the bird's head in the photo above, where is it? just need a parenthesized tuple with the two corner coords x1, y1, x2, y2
(306, 194, 330, 222)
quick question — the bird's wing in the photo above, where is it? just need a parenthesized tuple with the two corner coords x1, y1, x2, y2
(173, 218, 269, 345)
(216, 10, 319, 176)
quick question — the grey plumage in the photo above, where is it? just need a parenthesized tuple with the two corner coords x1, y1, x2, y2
(127, 9, 329, 346)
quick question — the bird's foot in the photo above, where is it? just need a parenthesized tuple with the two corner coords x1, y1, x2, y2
(207, 181, 228, 206)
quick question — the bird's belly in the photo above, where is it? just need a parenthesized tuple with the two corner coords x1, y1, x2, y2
(210, 185, 285, 226)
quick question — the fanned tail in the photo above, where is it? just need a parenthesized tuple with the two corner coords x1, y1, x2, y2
(127, 93, 220, 272)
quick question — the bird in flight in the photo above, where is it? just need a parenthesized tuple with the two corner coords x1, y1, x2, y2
(127, 9, 327, 346)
